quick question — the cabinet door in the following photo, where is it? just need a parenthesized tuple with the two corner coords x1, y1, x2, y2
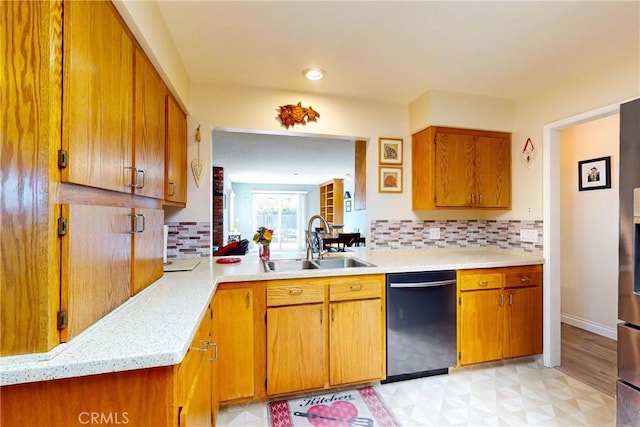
(215, 287, 255, 402)
(475, 135, 511, 208)
(434, 132, 475, 207)
(165, 95, 187, 205)
(266, 304, 326, 395)
(131, 208, 164, 295)
(60, 204, 131, 342)
(179, 357, 212, 427)
(505, 286, 543, 358)
(458, 290, 503, 365)
(330, 299, 383, 385)
(62, 0, 133, 193)
(133, 48, 166, 199)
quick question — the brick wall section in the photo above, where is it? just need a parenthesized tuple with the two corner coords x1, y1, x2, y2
(212, 167, 225, 250)
(369, 219, 543, 252)
(166, 222, 211, 258)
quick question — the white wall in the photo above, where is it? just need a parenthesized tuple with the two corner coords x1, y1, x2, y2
(165, 83, 412, 231)
(113, 1, 191, 112)
(559, 115, 620, 338)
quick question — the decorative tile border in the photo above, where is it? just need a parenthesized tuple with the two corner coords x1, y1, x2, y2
(369, 219, 543, 252)
(165, 221, 211, 258)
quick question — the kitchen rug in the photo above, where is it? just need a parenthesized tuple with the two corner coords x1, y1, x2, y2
(268, 386, 399, 427)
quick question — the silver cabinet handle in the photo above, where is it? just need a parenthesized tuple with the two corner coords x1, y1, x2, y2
(479, 193, 483, 205)
(126, 167, 146, 189)
(135, 169, 146, 189)
(209, 342, 218, 361)
(289, 288, 303, 295)
(499, 293, 504, 306)
(509, 292, 513, 305)
(520, 276, 531, 283)
(478, 280, 489, 287)
(350, 285, 363, 291)
(130, 213, 146, 234)
(471, 194, 475, 205)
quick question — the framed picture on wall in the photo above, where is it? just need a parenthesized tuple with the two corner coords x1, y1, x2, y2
(578, 156, 611, 191)
(378, 166, 403, 193)
(379, 137, 403, 165)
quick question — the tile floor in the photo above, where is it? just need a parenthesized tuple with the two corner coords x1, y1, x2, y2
(216, 357, 616, 426)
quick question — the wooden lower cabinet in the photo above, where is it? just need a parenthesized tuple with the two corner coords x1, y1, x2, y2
(458, 289, 503, 365)
(178, 304, 215, 427)
(0, 307, 217, 427)
(457, 265, 543, 366)
(267, 303, 326, 395)
(214, 282, 266, 403)
(263, 274, 385, 398)
(329, 298, 382, 385)
(504, 285, 543, 359)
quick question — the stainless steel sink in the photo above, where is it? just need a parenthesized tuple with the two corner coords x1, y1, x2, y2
(311, 257, 376, 269)
(263, 257, 375, 272)
(263, 259, 319, 272)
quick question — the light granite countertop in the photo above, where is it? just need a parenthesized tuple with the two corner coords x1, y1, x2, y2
(0, 247, 543, 386)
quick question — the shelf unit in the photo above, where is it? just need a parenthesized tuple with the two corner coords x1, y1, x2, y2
(319, 179, 344, 226)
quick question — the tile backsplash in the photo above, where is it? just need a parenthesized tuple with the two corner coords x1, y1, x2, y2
(167, 219, 543, 258)
(369, 219, 543, 253)
(165, 221, 211, 258)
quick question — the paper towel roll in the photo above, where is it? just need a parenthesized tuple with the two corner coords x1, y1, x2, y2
(163, 225, 169, 264)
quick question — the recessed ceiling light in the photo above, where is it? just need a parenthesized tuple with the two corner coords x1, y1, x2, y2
(302, 67, 326, 81)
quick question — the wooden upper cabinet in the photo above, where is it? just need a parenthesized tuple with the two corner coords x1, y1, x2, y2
(131, 208, 165, 295)
(60, 204, 132, 342)
(434, 132, 475, 207)
(412, 126, 512, 210)
(133, 48, 166, 199)
(165, 95, 188, 205)
(1, 0, 63, 356)
(475, 135, 511, 208)
(62, 0, 133, 193)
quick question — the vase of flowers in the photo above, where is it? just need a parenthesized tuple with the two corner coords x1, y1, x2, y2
(253, 226, 273, 261)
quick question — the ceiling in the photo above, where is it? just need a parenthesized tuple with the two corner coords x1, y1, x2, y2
(213, 130, 354, 185)
(157, 1, 639, 184)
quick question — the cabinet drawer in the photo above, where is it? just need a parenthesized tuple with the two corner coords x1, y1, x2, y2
(504, 265, 542, 288)
(329, 276, 382, 302)
(267, 283, 325, 306)
(458, 270, 503, 291)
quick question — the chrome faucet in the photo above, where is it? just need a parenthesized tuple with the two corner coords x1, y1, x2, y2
(306, 214, 331, 261)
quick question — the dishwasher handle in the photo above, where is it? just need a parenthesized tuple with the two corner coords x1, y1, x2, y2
(389, 279, 456, 288)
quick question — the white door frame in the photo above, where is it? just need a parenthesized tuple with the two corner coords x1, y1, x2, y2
(542, 101, 623, 367)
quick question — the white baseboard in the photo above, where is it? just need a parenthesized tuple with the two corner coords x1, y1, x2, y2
(561, 313, 617, 340)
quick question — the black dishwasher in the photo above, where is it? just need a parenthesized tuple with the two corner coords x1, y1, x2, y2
(382, 270, 457, 383)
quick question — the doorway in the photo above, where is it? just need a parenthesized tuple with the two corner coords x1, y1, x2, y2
(252, 191, 307, 252)
(543, 101, 623, 367)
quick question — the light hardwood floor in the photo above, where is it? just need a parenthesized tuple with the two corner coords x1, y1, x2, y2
(557, 322, 617, 397)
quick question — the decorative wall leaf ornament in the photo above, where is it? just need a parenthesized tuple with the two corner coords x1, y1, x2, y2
(277, 102, 320, 129)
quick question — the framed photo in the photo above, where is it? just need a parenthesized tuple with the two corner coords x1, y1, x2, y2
(379, 166, 403, 193)
(578, 156, 611, 191)
(345, 200, 352, 212)
(379, 137, 403, 165)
